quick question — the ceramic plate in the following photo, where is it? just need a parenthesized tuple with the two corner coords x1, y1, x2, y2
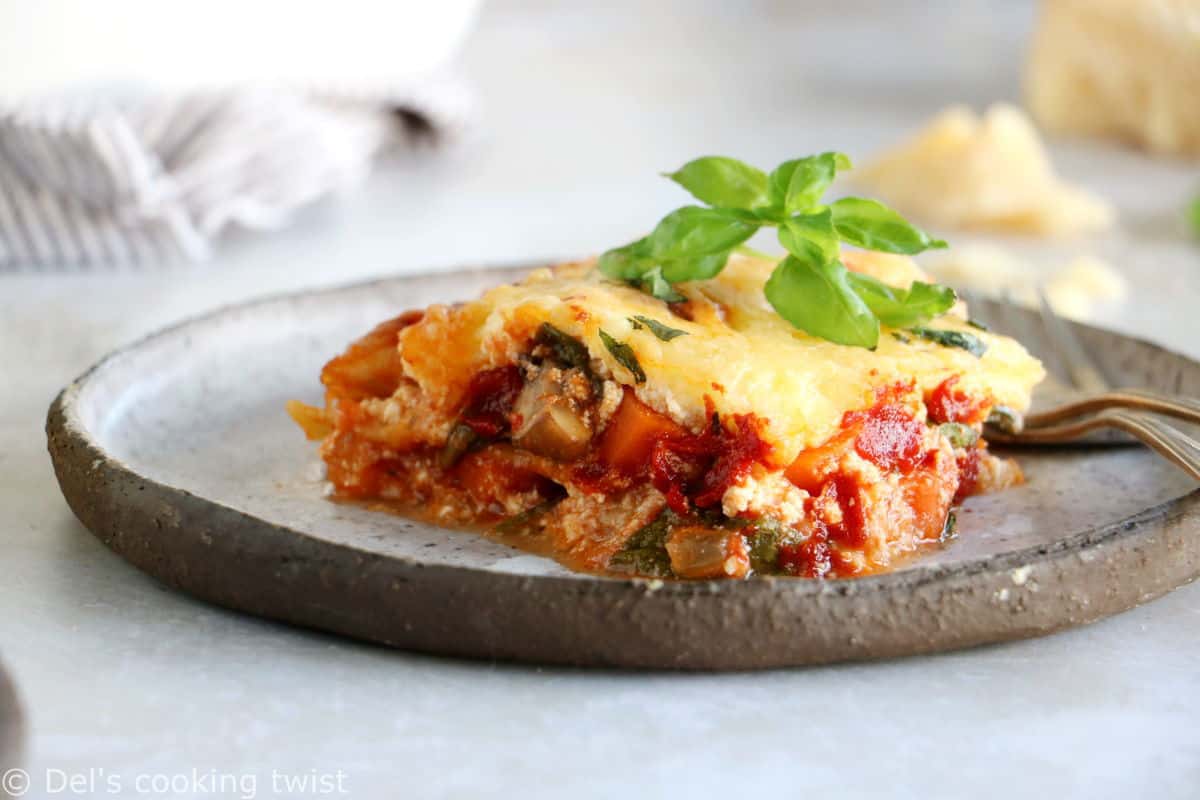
(46, 265, 1200, 669)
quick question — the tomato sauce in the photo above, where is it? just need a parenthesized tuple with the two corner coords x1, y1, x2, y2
(774, 382, 968, 577)
(844, 401, 925, 474)
(459, 365, 524, 437)
(779, 526, 832, 578)
(318, 330, 980, 580)
(691, 411, 774, 507)
(954, 444, 983, 503)
(926, 375, 986, 425)
(583, 390, 774, 515)
(825, 475, 868, 547)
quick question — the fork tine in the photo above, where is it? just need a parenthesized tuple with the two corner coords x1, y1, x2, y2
(990, 409, 1200, 482)
(957, 289, 992, 329)
(984, 290, 1074, 396)
(994, 289, 1021, 337)
(1035, 289, 1111, 393)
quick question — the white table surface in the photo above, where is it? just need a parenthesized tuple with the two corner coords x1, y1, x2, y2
(3, 1, 1200, 797)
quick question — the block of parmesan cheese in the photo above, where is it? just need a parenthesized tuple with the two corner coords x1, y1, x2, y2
(1026, 0, 1200, 157)
(855, 104, 1114, 237)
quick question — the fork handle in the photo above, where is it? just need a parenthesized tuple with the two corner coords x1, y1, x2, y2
(1024, 389, 1200, 430)
(998, 409, 1200, 481)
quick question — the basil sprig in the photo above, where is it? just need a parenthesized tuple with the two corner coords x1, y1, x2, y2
(599, 154, 952, 349)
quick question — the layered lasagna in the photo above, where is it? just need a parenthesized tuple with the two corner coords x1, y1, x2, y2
(290, 252, 1044, 580)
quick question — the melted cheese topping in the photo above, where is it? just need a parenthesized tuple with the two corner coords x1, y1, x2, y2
(398, 253, 1045, 464)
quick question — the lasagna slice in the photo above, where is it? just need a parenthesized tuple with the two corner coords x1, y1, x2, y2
(290, 252, 1044, 580)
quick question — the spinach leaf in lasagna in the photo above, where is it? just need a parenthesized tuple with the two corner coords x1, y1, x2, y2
(536, 323, 591, 371)
(942, 511, 958, 540)
(599, 330, 647, 383)
(744, 517, 800, 575)
(629, 315, 688, 341)
(909, 326, 988, 357)
(938, 422, 979, 449)
(610, 511, 675, 577)
(493, 499, 561, 537)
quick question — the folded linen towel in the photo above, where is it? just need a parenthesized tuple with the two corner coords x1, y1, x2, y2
(0, 78, 470, 269)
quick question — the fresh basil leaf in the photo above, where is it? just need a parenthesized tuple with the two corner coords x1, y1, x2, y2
(599, 210, 745, 297)
(778, 209, 839, 265)
(905, 281, 957, 314)
(597, 237, 653, 280)
(909, 326, 987, 357)
(765, 255, 879, 348)
(599, 329, 647, 382)
(629, 315, 688, 341)
(659, 249, 734, 283)
(648, 206, 758, 261)
(1189, 195, 1200, 237)
(768, 152, 851, 214)
(600, 152, 961, 350)
(640, 266, 685, 302)
(830, 197, 948, 254)
(847, 273, 956, 328)
(665, 156, 769, 210)
(729, 207, 783, 224)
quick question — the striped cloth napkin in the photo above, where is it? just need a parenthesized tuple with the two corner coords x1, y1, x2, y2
(0, 78, 470, 269)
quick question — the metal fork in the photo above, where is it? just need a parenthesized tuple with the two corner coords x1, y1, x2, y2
(964, 289, 1200, 481)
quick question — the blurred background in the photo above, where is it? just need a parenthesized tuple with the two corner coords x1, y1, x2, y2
(1, 1, 1196, 340)
(2, 1, 1200, 796)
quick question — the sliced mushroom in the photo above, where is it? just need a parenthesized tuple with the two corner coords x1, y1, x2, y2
(511, 368, 593, 461)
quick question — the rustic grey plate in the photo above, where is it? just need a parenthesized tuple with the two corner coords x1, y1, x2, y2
(46, 265, 1200, 669)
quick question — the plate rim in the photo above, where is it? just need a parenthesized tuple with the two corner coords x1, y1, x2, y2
(45, 263, 1200, 669)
